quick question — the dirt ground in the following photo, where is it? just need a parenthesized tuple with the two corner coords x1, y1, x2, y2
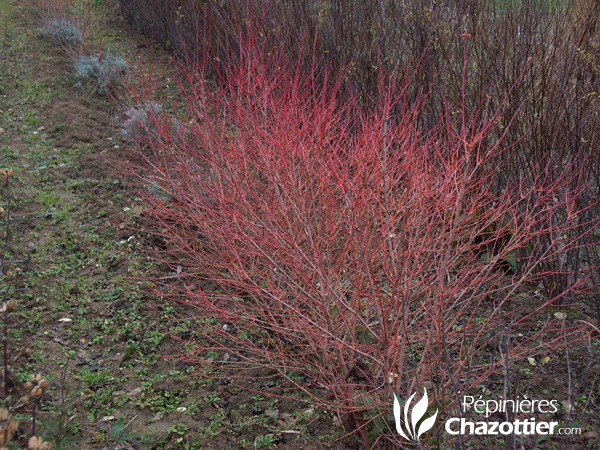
(0, 0, 599, 449)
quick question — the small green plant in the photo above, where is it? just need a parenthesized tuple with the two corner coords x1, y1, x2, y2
(251, 394, 264, 412)
(43, 18, 82, 47)
(104, 416, 142, 447)
(168, 422, 189, 436)
(76, 367, 113, 386)
(140, 389, 184, 413)
(254, 434, 277, 449)
(204, 392, 221, 404)
(74, 51, 128, 95)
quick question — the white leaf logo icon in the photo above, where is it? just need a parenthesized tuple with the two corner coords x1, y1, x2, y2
(393, 388, 438, 442)
(418, 413, 438, 437)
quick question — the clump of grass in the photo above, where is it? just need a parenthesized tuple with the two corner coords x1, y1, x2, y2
(43, 17, 82, 48)
(74, 51, 128, 95)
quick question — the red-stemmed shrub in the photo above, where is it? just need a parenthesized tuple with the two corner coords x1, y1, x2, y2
(117, 1, 600, 321)
(120, 37, 598, 448)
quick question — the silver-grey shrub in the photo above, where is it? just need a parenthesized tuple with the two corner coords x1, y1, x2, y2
(74, 51, 128, 95)
(122, 102, 184, 145)
(122, 102, 163, 143)
(43, 18, 82, 47)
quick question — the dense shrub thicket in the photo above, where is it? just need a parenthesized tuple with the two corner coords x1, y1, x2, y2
(119, 0, 600, 302)
(121, 41, 599, 450)
(117, 0, 600, 447)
